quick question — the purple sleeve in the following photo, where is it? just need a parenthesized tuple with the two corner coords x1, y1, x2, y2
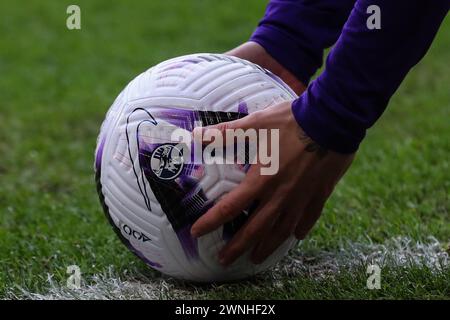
(250, 0, 356, 85)
(252, 0, 449, 153)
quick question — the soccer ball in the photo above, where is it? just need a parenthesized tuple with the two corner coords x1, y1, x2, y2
(95, 53, 298, 282)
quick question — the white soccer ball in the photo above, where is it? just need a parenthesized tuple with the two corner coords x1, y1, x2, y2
(95, 53, 298, 282)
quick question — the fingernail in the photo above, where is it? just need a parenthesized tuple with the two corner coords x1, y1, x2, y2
(218, 255, 229, 266)
(190, 227, 199, 238)
(218, 251, 228, 266)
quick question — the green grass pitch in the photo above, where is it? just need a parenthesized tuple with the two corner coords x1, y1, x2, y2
(0, 0, 449, 299)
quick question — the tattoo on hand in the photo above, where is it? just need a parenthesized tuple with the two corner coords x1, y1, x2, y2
(298, 131, 328, 157)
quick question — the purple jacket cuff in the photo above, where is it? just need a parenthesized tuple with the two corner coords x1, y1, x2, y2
(292, 83, 365, 154)
(254, 0, 448, 154)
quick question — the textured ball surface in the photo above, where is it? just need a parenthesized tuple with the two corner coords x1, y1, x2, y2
(95, 53, 298, 282)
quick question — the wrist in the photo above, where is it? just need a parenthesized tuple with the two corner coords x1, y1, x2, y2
(291, 84, 366, 154)
(226, 42, 306, 96)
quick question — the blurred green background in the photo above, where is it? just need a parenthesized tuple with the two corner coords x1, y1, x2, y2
(0, 1, 448, 299)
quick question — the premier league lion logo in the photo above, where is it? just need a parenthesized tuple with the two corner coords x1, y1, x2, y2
(150, 144, 184, 180)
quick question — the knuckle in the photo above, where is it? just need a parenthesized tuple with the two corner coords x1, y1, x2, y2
(227, 246, 242, 259)
(218, 122, 230, 132)
(263, 203, 280, 216)
(250, 111, 264, 123)
(245, 171, 273, 190)
(217, 201, 237, 220)
(244, 223, 260, 239)
(226, 241, 245, 257)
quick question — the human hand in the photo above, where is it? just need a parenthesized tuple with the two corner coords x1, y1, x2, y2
(190, 101, 355, 266)
(226, 42, 306, 95)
